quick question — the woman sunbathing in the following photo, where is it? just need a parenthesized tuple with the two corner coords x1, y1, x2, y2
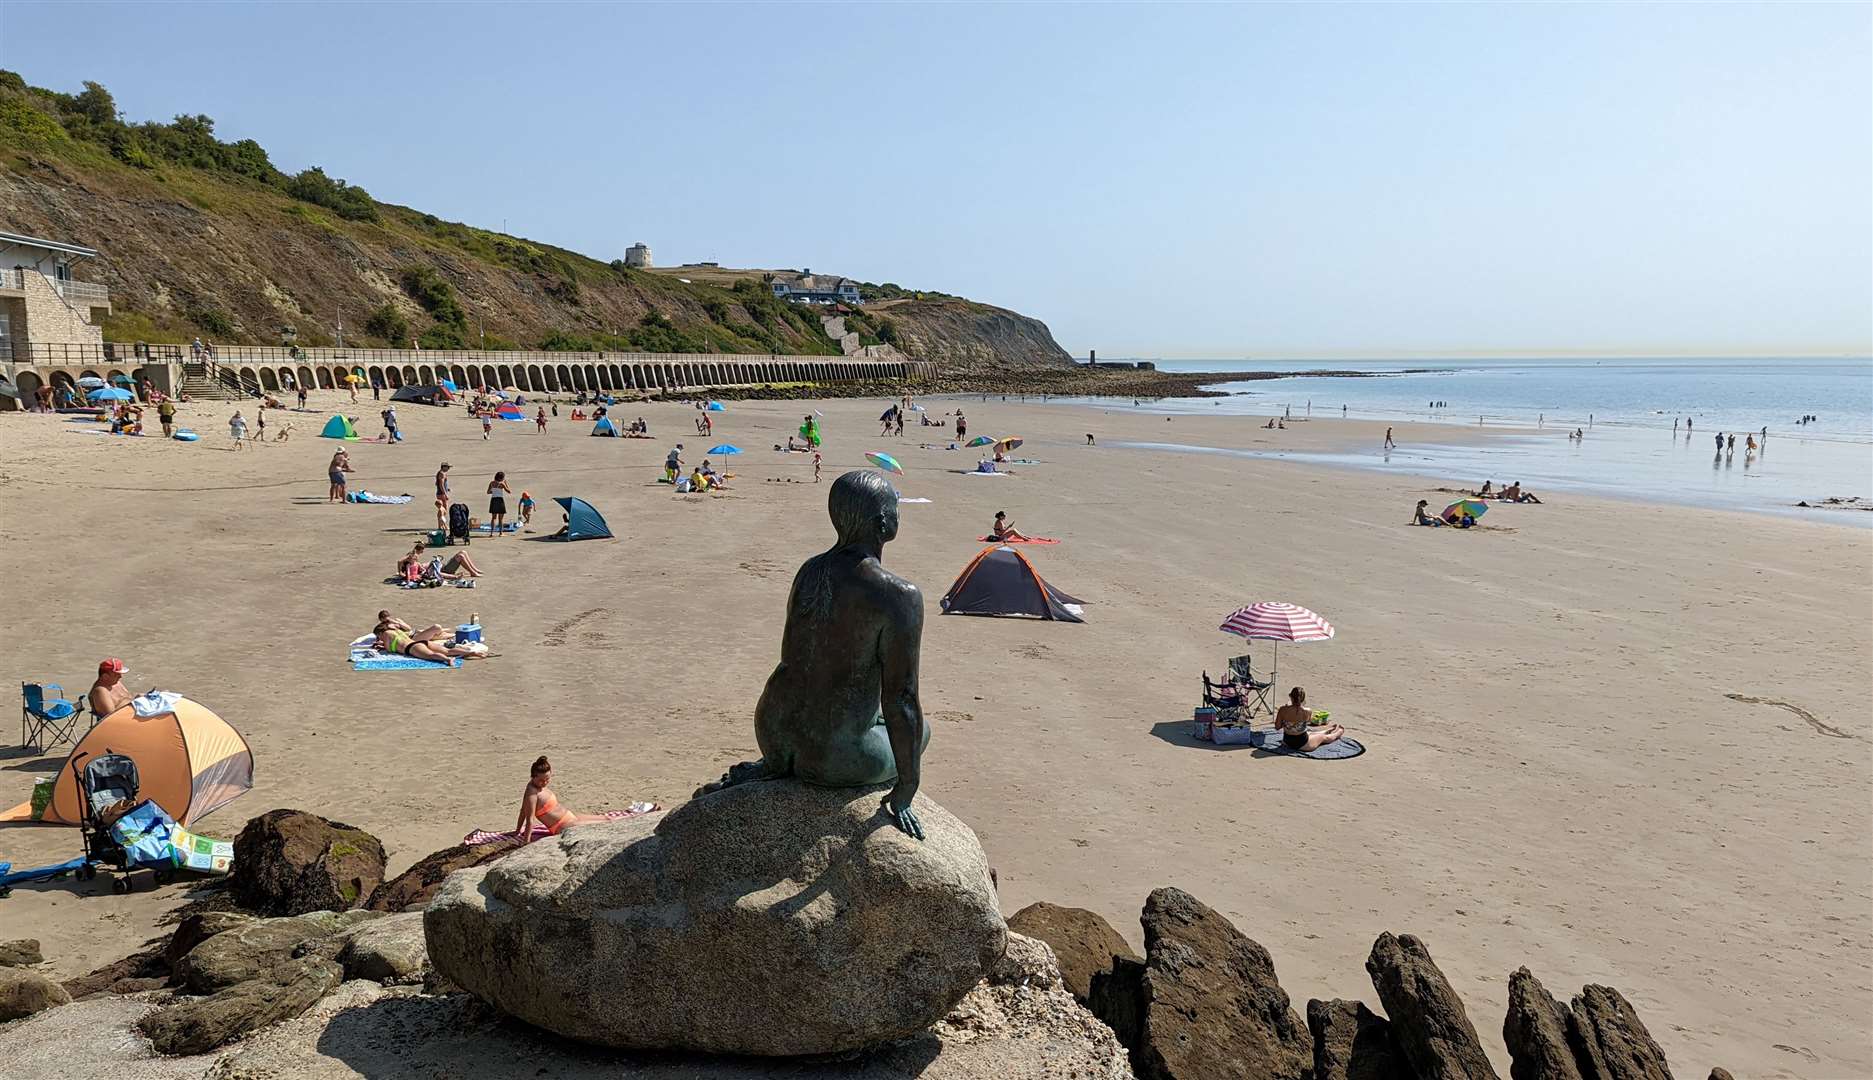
(373, 619, 477, 663)
(1412, 499, 1446, 526)
(990, 511, 1031, 542)
(517, 755, 612, 842)
(399, 543, 483, 579)
(1274, 687, 1344, 752)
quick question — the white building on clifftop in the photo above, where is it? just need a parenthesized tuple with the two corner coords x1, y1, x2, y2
(624, 242, 652, 269)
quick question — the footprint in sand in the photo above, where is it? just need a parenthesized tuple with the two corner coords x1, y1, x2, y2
(1725, 693, 1853, 738)
(542, 608, 610, 648)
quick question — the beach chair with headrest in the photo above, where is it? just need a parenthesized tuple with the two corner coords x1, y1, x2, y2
(21, 682, 88, 752)
(1227, 655, 1274, 716)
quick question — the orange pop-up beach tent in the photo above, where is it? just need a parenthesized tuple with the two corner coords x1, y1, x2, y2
(1, 697, 252, 826)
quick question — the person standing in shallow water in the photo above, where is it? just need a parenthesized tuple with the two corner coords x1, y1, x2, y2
(696, 470, 929, 839)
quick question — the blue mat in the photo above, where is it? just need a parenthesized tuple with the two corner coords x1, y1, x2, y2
(1, 857, 89, 887)
(351, 653, 459, 671)
(1249, 729, 1365, 759)
(476, 522, 521, 534)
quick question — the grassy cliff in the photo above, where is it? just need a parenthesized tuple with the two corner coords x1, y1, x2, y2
(0, 73, 1071, 369)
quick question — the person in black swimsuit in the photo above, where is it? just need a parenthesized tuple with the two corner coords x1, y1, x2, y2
(487, 471, 512, 535)
(1274, 687, 1344, 752)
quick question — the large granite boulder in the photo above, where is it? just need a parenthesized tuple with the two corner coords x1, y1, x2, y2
(1366, 932, 1500, 1080)
(137, 954, 343, 1055)
(0, 967, 70, 1021)
(174, 910, 381, 994)
(1007, 900, 1139, 1003)
(336, 911, 430, 983)
(1308, 998, 1408, 1080)
(163, 911, 257, 971)
(364, 837, 523, 912)
(425, 779, 1005, 1056)
(0, 939, 43, 968)
(1567, 985, 1672, 1080)
(1504, 967, 1585, 1080)
(1088, 887, 1310, 1080)
(231, 809, 386, 916)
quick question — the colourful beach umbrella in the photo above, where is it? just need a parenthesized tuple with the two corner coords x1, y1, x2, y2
(864, 451, 904, 475)
(995, 437, 1024, 452)
(111, 373, 135, 385)
(1218, 601, 1335, 690)
(344, 373, 365, 384)
(706, 444, 742, 456)
(495, 403, 526, 421)
(76, 376, 106, 389)
(88, 387, 133, 402)
(965, 435, 996, 447)
(1442, 499, 1489, 522)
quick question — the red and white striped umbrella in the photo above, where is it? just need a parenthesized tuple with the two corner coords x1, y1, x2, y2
(1219, 601, 1334, 642)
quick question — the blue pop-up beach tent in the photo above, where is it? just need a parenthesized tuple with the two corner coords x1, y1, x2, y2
(553, 497, 613, 541)
(320, 415, 360, 440)
(591, 416, 618, 437)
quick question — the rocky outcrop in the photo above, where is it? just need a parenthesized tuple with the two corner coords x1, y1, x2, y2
(867, 297, 1072, 371)
(990, 932, 1064, 991)
(1007, 901, 1139, 1003)
(335, 911, 429, 983)
(1366, 932, 1500, 1080)
(363, 836, 522, 912)
(162, 911, 256, 971)
(426, 780, 1006, 1056)
(1505, 967, 1584, 1080)
(230, 809, 386, 916)
(1567, 985, 1673, 1080)
(60, 939, 171, 999)
(174, 910, 381, 994)
(1087, 887, 1310, 1080)
(1309, 998, 1408, 1080)
(137, 954, 343, 1056)
(0, 939, 43, 968)
(0, 967, 70, 1021)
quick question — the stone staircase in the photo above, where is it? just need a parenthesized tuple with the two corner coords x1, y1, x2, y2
(179, 361, 246, 401)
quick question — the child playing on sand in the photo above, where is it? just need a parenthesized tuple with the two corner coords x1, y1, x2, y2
(813, 450, 822, 483)
(481, 414, 493, 440)
(518, 491, 535, 528)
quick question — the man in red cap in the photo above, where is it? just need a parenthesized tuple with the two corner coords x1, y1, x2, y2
(89, 658, 132, 719)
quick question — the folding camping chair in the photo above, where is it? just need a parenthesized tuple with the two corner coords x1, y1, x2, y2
(21, 682, 89, 752)
(1227, 654, 1274, 717)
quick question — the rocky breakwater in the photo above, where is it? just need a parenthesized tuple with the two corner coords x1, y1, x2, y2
(425, 777, 1007, 1056)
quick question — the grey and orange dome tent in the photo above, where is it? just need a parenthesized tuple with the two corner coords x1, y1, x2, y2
(1, 697, 252, 826)
(940, 545, 1086, 622)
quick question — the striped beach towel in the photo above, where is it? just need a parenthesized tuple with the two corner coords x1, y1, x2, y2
(463, 801, 660, 846)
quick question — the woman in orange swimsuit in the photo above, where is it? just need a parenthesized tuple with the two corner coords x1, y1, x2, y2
(516, 756, 610, 841)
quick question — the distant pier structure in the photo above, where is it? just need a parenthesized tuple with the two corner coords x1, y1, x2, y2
(624, 242, 652, 269)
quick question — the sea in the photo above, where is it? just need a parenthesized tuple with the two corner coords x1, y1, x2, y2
(1057, 357, 1873, 523)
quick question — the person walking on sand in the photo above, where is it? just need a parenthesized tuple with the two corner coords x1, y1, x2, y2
(158, 398, 176, 438)
(481, 413, 493, 440)
(955, 411, 967, 443)
(229, 410, 247, 449)
(297, 385, 308, 410)
(1383, 427, 1395, 450)
(487, 471, 513, 535)
(253, 407, 267, 444)
(435, 462, 452, 529)
(536, 406, 547, 433)
(665, 443, 684, 482)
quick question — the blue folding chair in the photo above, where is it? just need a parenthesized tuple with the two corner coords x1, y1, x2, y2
(21, 682, 88, 752)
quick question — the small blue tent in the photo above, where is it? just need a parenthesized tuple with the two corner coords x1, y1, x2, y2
(591, 416, 618, 437)
(553, 497, 613, 541)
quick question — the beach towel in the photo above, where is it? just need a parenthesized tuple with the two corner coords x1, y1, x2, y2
(476, 521, 521, 534)
(131, 691, 183, 718)
(348, 491, 414, 504)
(962, 470, 1011, 477)
(1247, 730, 1366, 759)
(463, 802, 661, 846)
(897, 497, 933, 504)
(978, 536, 1059, 544)
(0, 857, 90, 887)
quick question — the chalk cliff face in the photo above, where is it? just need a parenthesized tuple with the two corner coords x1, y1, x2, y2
(866, 297, 1074, 372)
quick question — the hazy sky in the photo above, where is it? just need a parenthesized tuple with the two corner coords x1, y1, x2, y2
(4, 2, 1868, 358)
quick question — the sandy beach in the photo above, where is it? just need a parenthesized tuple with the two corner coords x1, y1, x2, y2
(1, 392, 1867, 1078)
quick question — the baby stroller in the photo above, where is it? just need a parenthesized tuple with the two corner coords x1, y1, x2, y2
(71, 751, 175, 893)
(448, 502, 473, 545)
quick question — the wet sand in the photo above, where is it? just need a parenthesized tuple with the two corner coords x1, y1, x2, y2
(1, 392, 1867, 1077)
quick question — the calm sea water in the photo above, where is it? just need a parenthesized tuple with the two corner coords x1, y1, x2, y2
(1060, 357, 1873, 522)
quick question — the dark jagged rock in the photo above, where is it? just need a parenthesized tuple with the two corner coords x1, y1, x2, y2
(1087, 886, 1309, 1080)
(175, 910, 381, 994)
(1505, 967, 1585, 1080)
(1007, 901, 1139, 1003)
(230, 809, 386, 916)
(0, 967, 70, 1021)
(163, 911, 256, 971)
(0, 939, 43, 968)
(363, 837, 521, 913)
(1567, 985, 1672, 1080)
(1309, 998, 1410, 1080)
(60, 940, 169, 998)
(1707, 1069, 1733, 1080)
(137, 954, 343, 1055)
(1365, 931, 1500, 1079)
